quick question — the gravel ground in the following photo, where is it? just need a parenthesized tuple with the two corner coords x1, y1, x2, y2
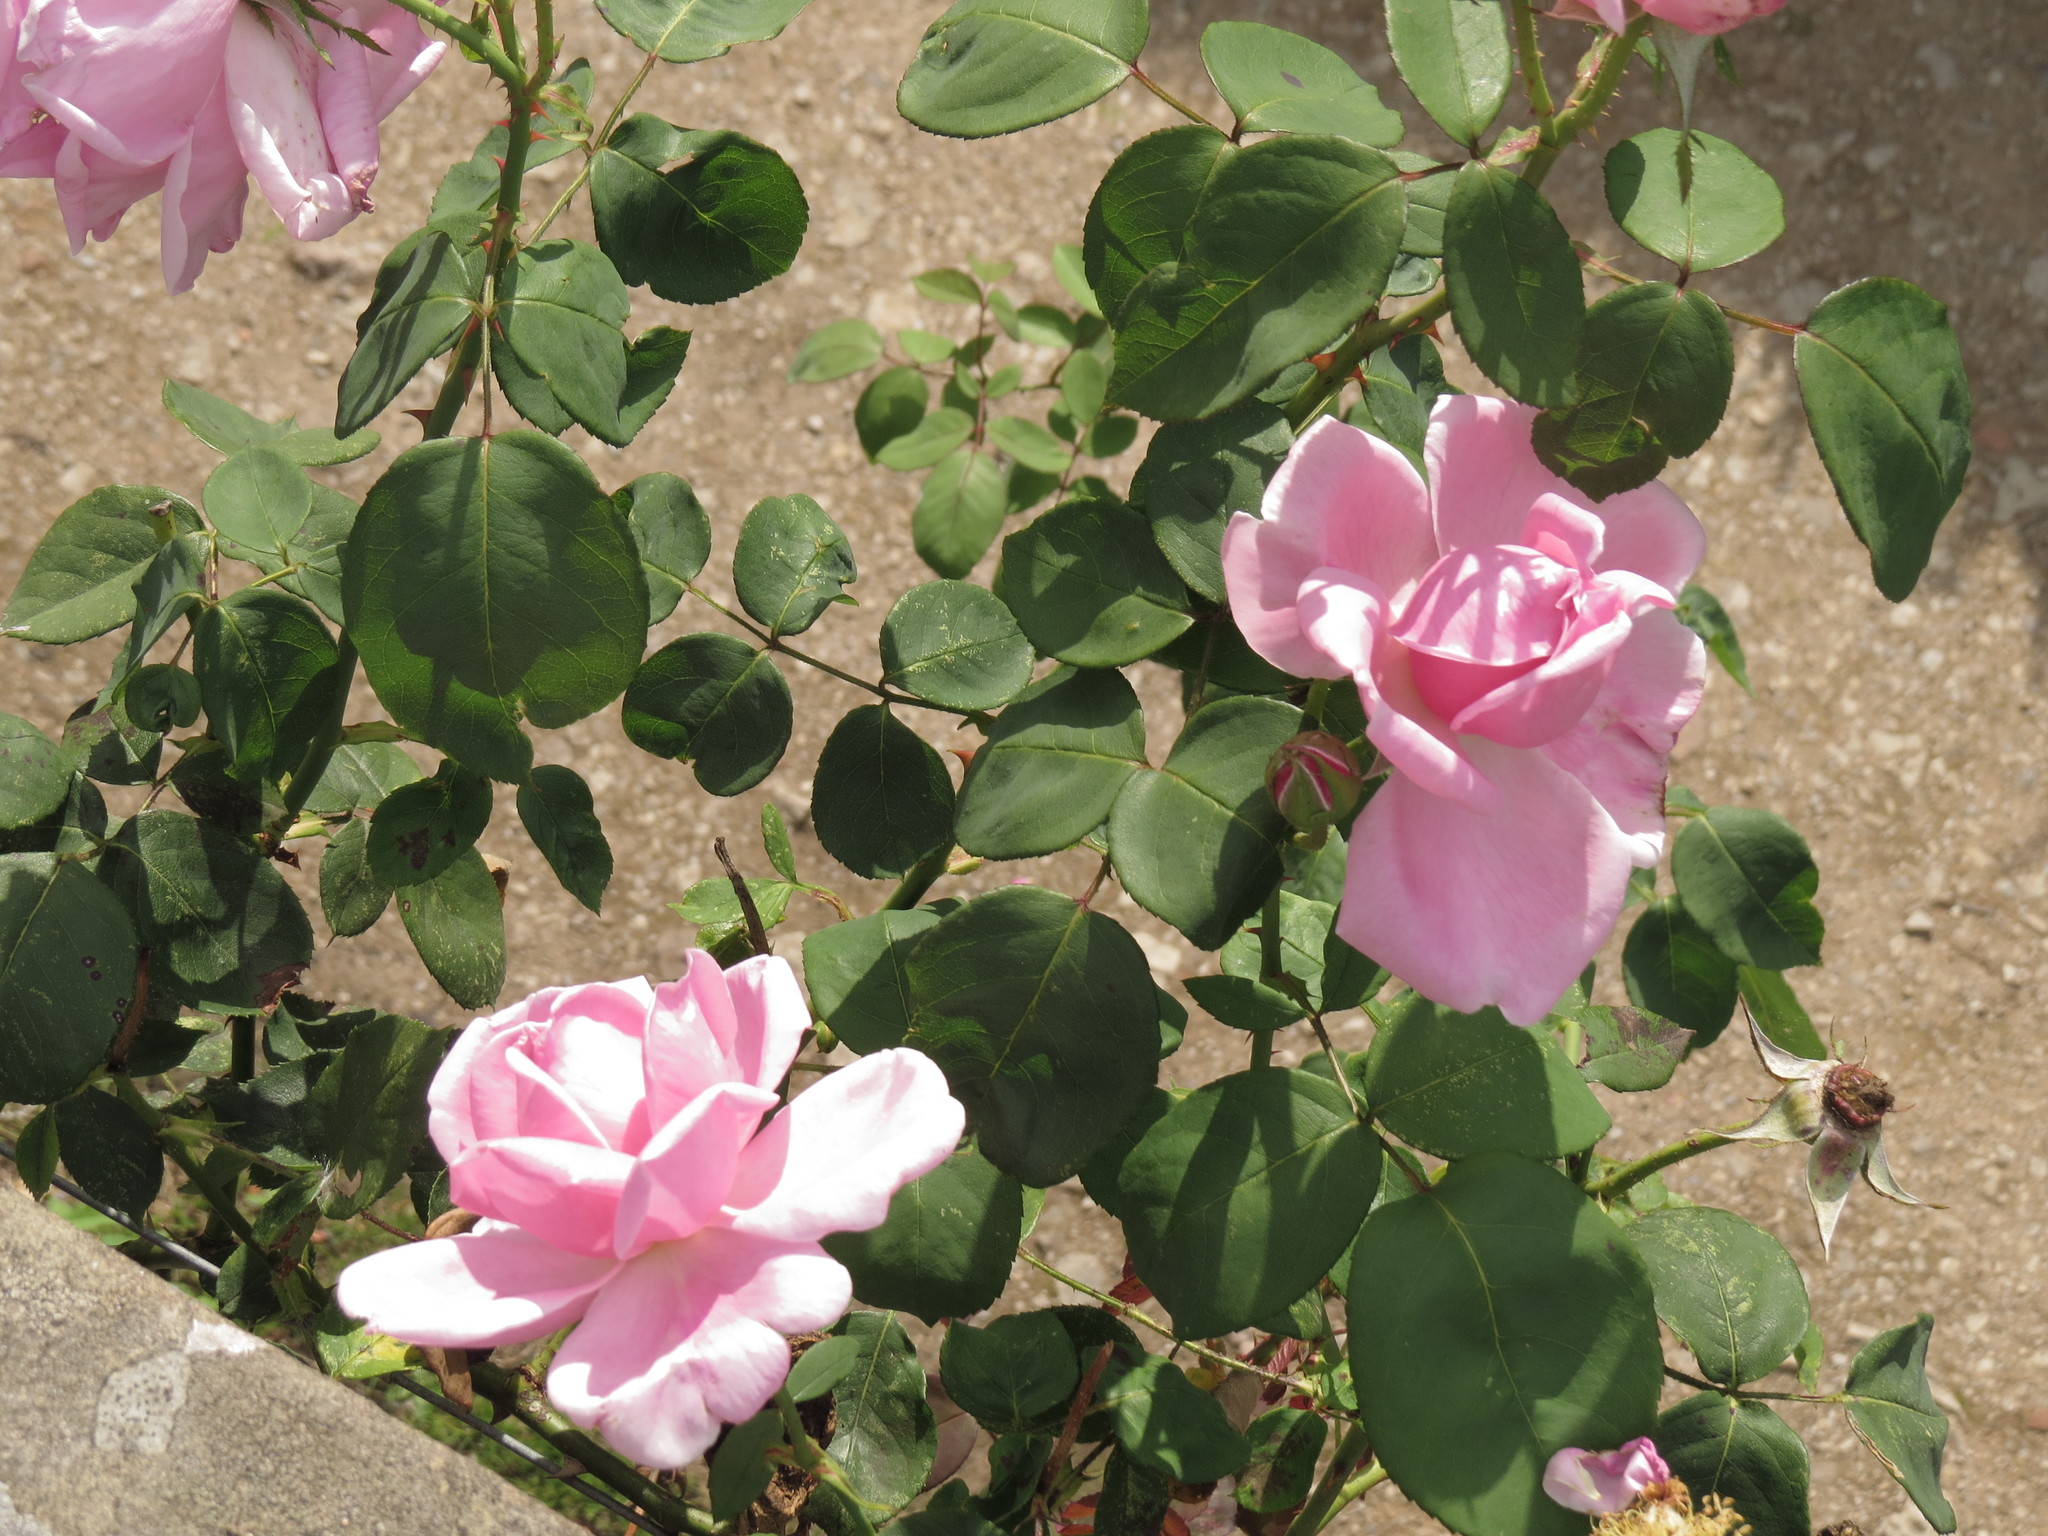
(1, 1, 2043, 1531)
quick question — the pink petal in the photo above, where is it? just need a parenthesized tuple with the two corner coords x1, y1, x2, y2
(1444, 581, 1646, 749)
(1424, 395, 1566, 556)
(0, 115, 62, 177)
(1268, 416, 1438, 600)
(502, 1047, 612, 1148)
(1640, 0, 1783, 33)
(1543, 1438, 1669, 1515)
(534, 983, 654, 1149)
(1297, 576, 1499, 815)
(1540, 609, 1704, 861)
(1587, 479, 1706, 595)
(20, 0, 236, 165)
(335, 1225, 618, 1349)
(1220, 512, 1349, 680)
(0, 0, 41, 148)
(224, 9, 356, 241)
(722, 954, 812, 1094)
(51, 130, 162, 248)
(1807, 1123, 1867, 1256)
(446, 1137, 634, 1259)
(547, 1230, 851, 1469)
(158, 75, 246, 293)
(1391, 546, 1575, 667)
(1520, 493, 1605, 571)
(614, 1082, 779, 1258)
(1338, 739, 1637, 1025)
(723, 1049, 964, 1242)
(333, 0, 446, 118)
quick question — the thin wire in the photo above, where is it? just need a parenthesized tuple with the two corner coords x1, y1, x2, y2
(0, 1138, 675, 1536)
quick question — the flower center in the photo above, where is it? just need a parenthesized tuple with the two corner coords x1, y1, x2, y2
(1824, 1062, 1894, 1129)
(1389, 545, 1579, 724)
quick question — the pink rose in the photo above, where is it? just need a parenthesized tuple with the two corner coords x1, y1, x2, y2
(1543, 1437, 1671, 1514)
(1, 0, 442, 290)
(1222, 398, 1705, 1025)
(336, 954, 965, 1469)
(1553, 0, 1787, 35)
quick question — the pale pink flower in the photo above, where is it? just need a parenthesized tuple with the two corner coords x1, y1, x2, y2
(1, 0, 442, 290)
(1552, 0, 1786, 36)
(337, 955, 964, 1469)
(1544, 1437, 1670, 1515)
(1222, 398, 1706, 1024)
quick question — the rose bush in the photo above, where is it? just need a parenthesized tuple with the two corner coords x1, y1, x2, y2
(1553, 0, 1787, 34)
(0, 0, 442, 289)
(1224, 401, 1705, 1023)
(0, 0, 1973, 1533)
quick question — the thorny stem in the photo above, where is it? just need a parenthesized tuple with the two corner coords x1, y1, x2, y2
(113, 1078, 261, 1252)
(1039, 1342, 1116, 1508)
(1014, 1247, 1328, 1399)
(1078, 854, 1113, 909)
(1578, 249, 1807, 334)
(512, 1395, 715, 1535)
(1584, 1130, 1737, 1199)
(1663, 1365, 1846, 1405)
(1283, 1425, 1378, 1536)
(1510, 0, 1557, 131)
(1128, 64, 1219, 130)
(773, 1389, 883, 1536)
(379, 0, 524, 91)
(882, 843, 954, 911)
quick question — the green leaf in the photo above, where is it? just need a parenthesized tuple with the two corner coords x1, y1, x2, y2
(954, 667, 1146, 859)
(0, 714, 69, 830)
(828, 1311, 938, 1508)
(1656, 1394, 1811, 1536)
(1235, 1408, 1329, 1514)
(1349, 1155, 1662, 1536)
(1672, 806, 1824, 970)
(732, 493, 857, 636)
(1843, 1315, 1955, 1532)
(105, 534, 207, 697)
(913, 267, 982, 305)
(1200, 22, 1403, 145)
(1359, 993, 1611, 1159)
(1108, 696, 1298, 950)
(100, 812, 312, 1011)
(941, 1312, 1082, 1434)
(757, 806, 798, 886)
(1573, 1004, 1692, 1091)
(124, 664, 201, 735)
(791, 318, 885, 382)
(914, 450, 1010, 578)
(897, 0, 1149, 138)
(1121, 1068, 1380, 1338)
(1674, 582, 1748, 691)
(161, 378, 296, 455)
(1737, 965, 1826, 1059)
(53, 1090, 161, 1218)
(1053, 242, 1100, 315)
(307, 1011, 444, 1217)
(336, 232, 478, 436)
(368, 758, 494, 888)
(905, 885, 1161, 1185)
(319, 818, 392, 939)
(709, 1409, 783, 1522)
(264, 484, 359, 626)
(622, 633, 793, 795)
(1795, 277, 1971, 602)
(1622, 894, 1739, 1048)
(517, 764, 612, 914)
(1604, 129, 1785, 273)
(1084, 126, 1231, 325)
(999, 497, 1190, 667)
(858, 367, 932, 459)
(396, 848, 505, 1009)
(591, 117, 808, 305)
(1347, 333, 1451, 471)
(493, 240, 632, 442)
(988, 415, 1074, 475)
(343, 433, 647, 784)
(812, 705, 957, 880)
(823, 1146, 1021, 1323)
(1631, 1207, 1810, 1386)
(616, 471, 712, 625)
(203, 447, 313, 551)
(1385, 0, 1510, 148)
(301, 741, 423, 817)
(191, 589, 344, 786)
(878, 406, 975, 471)
(881, 581, 1033, 711)
(2, 486, 202, 645)
(0, 855, 135, 1103)
(618, 326, 692, 445)
(1081, 414, 1140, 460)
(1128, 400, 1292, 602)
(594, 0, 811, 61)
(789, 1334, 866, 1403)
(13, 1107, 57, 1197)
(1095, 1449, 1170, 1536)
(1533, 282, 1732, 498)
(1109, 136, 1408, 421)
(1444, 162, 1583, 407)
(804, 907, 944, 1053)
(670, 876, 795, 930)
(1096, 1352, 1252, 1481)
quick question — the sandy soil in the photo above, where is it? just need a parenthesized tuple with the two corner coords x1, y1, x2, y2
(1, 1, 2044, 1531)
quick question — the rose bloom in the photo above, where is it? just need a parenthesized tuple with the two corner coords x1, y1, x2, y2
(0, 0, 443, 290)
(337, 954, 964, 1468)
(1544, 1437, 1672, 1514)
(1223, 398, 1706, 1024)
(1553, 0, 1787, 35)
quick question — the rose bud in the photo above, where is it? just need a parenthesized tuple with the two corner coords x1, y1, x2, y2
(1267, 731, 1364, 848)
